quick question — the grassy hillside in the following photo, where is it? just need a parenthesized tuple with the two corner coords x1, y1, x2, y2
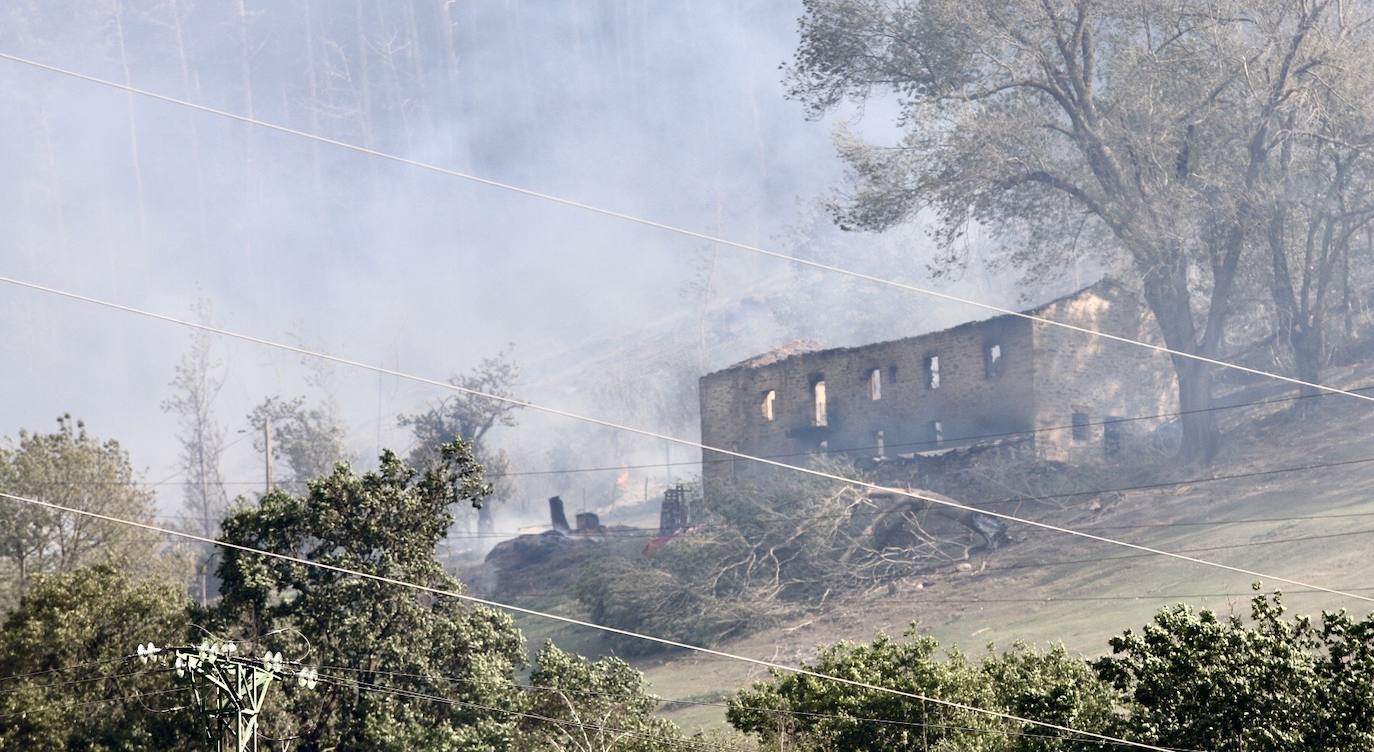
(505, 358, 1374, 731)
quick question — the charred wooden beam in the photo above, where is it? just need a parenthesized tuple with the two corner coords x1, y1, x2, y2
(548, 496, 571, 533)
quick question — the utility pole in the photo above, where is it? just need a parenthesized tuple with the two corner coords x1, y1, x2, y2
(139, 641, 318, 752)
(263, 416, 273, 493)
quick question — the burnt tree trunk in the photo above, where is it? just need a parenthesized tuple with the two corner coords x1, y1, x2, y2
(1171, 357, 1218, 462)
(1141, 257, 1222, 464)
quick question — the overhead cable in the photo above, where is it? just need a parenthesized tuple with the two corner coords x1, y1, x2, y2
(1, 50, 1372, 406)
(0, 686, 190, 721)
(1, 277, 1370, 603)
(17, 384, 1367, 487)
(0, 488, 1189, 752)
(282, 659, 1182, 750)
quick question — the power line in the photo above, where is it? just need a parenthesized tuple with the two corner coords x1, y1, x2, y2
(502, 526, 1374, 599)
(2, 52, 1371, 408)
(31, 382, 1371, 492)
(145, 451, 1374, 540)
(0, 489, 1185, 751)
(990, 526, 1374, 573)
(5, 651, 1149, 747)
(0, 656, 138, 685)
(482, 583, 1374, 604)
(1, 280, 1369, 604)
(279, 659, 1187, 750)
(1085, 506, 1374, 530)
(489, 386, 1372, 478)
(0, 667, 169, 697)
(27, 443, 1374, 546)
(913, 587, 1374, 603)
(37, 379, 1346, 486)
(0, 686, 190, 722)
(301, 669, 726, 751)
(289, 660, 1179, 751)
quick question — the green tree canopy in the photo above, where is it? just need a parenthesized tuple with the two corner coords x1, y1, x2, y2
(1096, 592, 1374, 751)
(520, 641, 685, 752)
(0, 415, 159, 604)
(0, 564, 198, 752)
(728, 593, 1374, 751)
(215, 441, 526, 751)
(728, 627, 1118, 751)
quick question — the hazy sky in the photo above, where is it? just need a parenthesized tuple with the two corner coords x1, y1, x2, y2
(0, 1, 1029, 523)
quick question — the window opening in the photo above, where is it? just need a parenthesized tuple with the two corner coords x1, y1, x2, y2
(1104, 418, 1123, 458)
(925, 355, 940, 389)
(875, 430, 886, 458)
(761, 390, 776, 421)
(868, 369, 882, 400)
(985, 343, 1003, 377)
(813, 379, 828, 427)
(1072, 412, 1090, 442)
(929, 420, 944, 447)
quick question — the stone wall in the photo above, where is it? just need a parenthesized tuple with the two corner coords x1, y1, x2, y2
(697, 279, 1181, 503)
(699, 312, 1038, 499)
(1029, 285, 1177, 463)
(698, 281, 1180, 503)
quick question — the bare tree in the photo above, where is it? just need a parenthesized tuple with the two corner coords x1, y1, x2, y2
(787, 0, 1369, 460)
(1261, 68, 1374, 399)
(161, 299, 228, 539)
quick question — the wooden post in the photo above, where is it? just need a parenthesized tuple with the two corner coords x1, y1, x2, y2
(264, 416, 273, 493)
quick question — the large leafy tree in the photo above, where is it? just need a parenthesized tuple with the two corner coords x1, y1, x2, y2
(519, 642, 685, 752)
(0, 415, 158, 603)
(0, 564, 198, 751)
(215, 441, 527, 751)
(727, 627, 1119, 751)
(787, 0, 1372, 460)
(1097, 592, 1374, 751)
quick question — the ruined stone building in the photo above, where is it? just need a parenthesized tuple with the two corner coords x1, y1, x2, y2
(698, 281, 1176, 499)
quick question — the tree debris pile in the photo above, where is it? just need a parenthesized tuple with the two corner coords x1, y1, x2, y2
(574, 462, 1008, 652)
